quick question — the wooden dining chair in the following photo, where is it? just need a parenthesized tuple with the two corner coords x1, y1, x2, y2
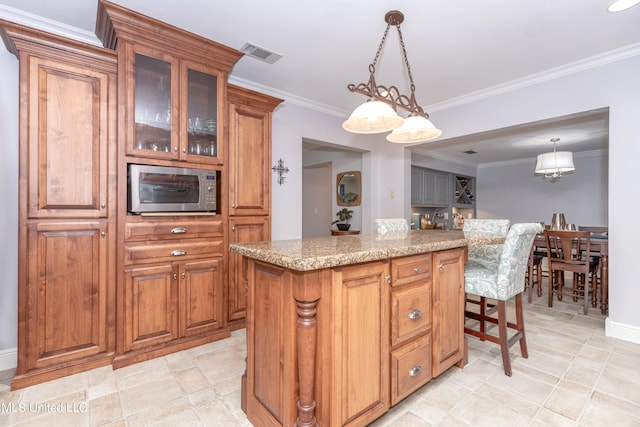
(464, 223, 542, 376)
(545, 230, 599, 315)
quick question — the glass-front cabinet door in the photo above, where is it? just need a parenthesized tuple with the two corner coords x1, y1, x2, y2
(130, 48, 178, 159)
(182, 60, 222, 164)
(128, 46, 223, 164)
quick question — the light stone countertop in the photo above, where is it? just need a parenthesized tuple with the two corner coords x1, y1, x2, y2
(229, 229, 503, 271)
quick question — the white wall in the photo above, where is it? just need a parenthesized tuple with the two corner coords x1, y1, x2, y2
(477, 151, 608, 226)
(0, 47, 19, 368)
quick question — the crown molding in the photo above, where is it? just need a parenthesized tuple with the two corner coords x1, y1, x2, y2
(228, 75, 349, 118)
(0, 4, 101, 46)
(426, 43, 640, 113)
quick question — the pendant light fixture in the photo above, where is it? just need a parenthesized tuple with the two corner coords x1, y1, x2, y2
(342, 10, 442, 143)
(535, 138, 575, 180)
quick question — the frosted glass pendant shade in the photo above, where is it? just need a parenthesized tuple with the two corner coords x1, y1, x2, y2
(342, 100, 403, 134)
(535, 151, 575, 175)
(386, 115, 443, 143)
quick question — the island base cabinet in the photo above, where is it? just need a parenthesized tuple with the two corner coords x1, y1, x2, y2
(244, 259, 390, 427)
(432, 248, 467, 377)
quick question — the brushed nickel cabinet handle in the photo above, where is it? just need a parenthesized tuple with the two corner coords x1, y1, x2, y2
(408, 309, 422, 320)
(101, 203, 106, 209)
(171, 249, 186, 256)
(173, 274, 178, 280)
(408, 364, 422, 377)
(386, 275, 391, 284)
(414, 267, 421, 273)
(181, 273, 185, 279)
(438, 264, 444, 271)
(171, 227, 187, 234)
(101, 231, 106, 238)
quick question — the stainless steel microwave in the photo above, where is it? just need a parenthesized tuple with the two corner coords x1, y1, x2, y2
(128, 164, 217, 214)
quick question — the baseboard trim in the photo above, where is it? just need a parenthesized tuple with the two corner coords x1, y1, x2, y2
(0, 347, 17, 371)
(606, 318, 640, 344)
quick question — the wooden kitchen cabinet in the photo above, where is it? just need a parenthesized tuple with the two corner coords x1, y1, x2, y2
(431, 247, 467, 377)
(117, 215, 228, 367)
(228, 216, 270, 326)
(122, 258, 224, 354)
(389, 254, 433, 405)
(227, 84, 283, 216)
(227, 85, 282, 327)
(1, 22, 118, 389)
(97, 0, 241, 166)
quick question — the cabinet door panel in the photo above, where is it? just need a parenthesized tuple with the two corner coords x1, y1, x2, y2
(228, 103, 271, 215)
(123, 264, 177, 352)
(26, 221, 109, 370)
(180, 259, 224, 336)
(228, 217, 270, 321)
(432, 248, 465, 376)
(333, 261, 389, 425)
(27, 57, 111, 218)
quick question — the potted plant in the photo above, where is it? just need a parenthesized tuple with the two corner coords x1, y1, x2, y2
(332, 208, 354, 231)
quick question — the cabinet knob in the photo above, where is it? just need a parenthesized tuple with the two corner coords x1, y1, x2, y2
(231, 226, 236, 231)
(231, 204, 236, 208)
(438, 264, 444, 271)
(174, 146, 178, 152)
(408, 309, 422, 320)
(173, 274, 177, 280)
(181, 273, 186, 279)
(385, 275, 391, 284)
(182, 148, 186, 153)
(413, 267, 421, 273)
(101, 203, 106, 209)
(171, 249, 187, 256)
(408, 364, 423, 377)
(101, 231, 106, 238)
(171, 227, 187, 234)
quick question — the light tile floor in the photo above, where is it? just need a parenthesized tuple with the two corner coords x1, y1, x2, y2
(1, 287, 639, 426)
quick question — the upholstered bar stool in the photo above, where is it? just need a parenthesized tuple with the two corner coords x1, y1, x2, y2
(462, 219, 510, 336)
(464, 223, 542, 376)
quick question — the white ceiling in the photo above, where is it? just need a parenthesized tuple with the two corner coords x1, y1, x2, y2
(1, 0, 638, 166)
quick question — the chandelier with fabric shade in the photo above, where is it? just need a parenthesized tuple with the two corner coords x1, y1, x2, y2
(535, 138, 575, 180)
(342, 10, 442, 143)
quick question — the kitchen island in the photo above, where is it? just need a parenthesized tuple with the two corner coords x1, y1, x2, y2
(230, 230, 477, 427)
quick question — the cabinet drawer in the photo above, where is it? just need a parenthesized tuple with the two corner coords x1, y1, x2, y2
(125, 239, 223, 264)
(391, 284, 431, 346)
(391, 254, 432, 287)
(390, 334, 431, 405)
(125, 218, 223, 241)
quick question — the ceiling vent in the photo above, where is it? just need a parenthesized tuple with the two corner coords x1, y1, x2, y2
(239, 42, 283, 64)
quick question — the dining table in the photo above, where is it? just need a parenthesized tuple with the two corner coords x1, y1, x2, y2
(533, 233, 608, 314)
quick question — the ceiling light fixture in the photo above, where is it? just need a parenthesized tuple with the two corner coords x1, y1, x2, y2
(607, 0, 640, 12)
(535, 138, 575, 181)
(342, 10, 442, 143)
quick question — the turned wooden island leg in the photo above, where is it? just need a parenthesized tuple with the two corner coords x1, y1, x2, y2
(295, 299, 319, 427)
